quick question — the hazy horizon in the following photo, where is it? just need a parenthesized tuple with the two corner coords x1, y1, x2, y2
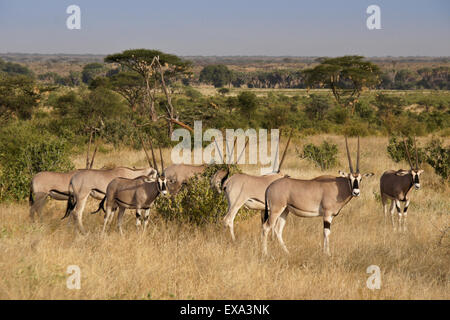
(1, 0, 449, 56)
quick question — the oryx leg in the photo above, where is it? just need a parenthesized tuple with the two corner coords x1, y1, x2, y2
(29, 192, 47, 222)
(389, 200, 397, 231)
(142, 209, 150, 232)
(223, 192, 247, 241)
(402, 197, 410, 232)
(72, 195, 88, 235)
(395, 199, 402, 233)
(274, 210, 289, 254)
(117, 207, 126, 236)
(262, 201, 286, 256)
(381, 193, 388, 222)
(102, 205, 115, 235)
(135, 211, 142, 231)
(323, 215, 333, 256)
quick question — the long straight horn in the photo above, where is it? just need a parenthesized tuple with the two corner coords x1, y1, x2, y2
(89, 144, 98, 169)
(414, 136, 419, 170)
(356, 136, 360, 173)
(227, 138, 237, 165)
(236, 139, 249, 164)
(86, 129, 93, 169)
(148, 138, 159, 173)
(345, 136, 354, 173)
(213, 137, 224, 164)
(402, 137, 413, 169)
(277, 129, 293, 173)
(159, 144, 165, 174)
(138, 133, 154, 169)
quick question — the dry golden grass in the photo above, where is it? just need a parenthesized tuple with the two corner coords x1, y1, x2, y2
(0, 135, 449, 299)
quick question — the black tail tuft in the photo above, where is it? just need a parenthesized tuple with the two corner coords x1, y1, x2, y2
(62, 193, 75, 220)
(263, 192, 269, 223)
(29, 188, 34, 207)
(91, 196, 106, 215)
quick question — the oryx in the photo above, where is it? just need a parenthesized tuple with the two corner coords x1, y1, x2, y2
(62, 167, 157, 234)
(211, 131, 293, 241)
(262, 137, 374, 256)
(163, 164, 207, 194)
(380, 137, 423, 232)
(62, 132, 159, 234)
(92, 141, 168, 235)
(29, 170, 80, 221)
(29, 130, 99, 221)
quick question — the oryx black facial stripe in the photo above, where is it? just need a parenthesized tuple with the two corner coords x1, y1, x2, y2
(352, 179, 359, 189)
(414, 175, 419, 184)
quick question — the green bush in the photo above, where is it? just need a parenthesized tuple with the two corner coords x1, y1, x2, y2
(386, 136, 426, 164)
(425, 139, 450, 180)
(154, 164, 252, 225)
(299, 141, 338, 170)
(0, 123, 74, 201)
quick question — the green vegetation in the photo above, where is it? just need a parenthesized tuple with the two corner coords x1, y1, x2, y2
(299, 141, 338, 170)
(0, 52, 449, 203)
(0, 123, 74, 201)
(387, 136, 449, 181)
(154, 164, 250, 225)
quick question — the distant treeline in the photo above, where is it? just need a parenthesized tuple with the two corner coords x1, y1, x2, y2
(196, 64, 450, 90)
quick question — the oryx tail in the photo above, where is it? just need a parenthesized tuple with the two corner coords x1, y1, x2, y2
(91, 196, 106, 215)
(62, 182, 75, 220)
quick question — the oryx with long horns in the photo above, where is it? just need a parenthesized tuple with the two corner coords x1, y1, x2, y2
(211, 131, 293, 241)
(62, 135, 157, 234)
(92, 138, 168, 235)
(262, 137, 374, 256)
(380, 137, 423, 232)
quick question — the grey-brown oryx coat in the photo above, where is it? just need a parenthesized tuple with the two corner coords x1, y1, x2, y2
(211, 171, 284, 241)
(63, 167, 156, 234)
(380, 137, 423, 232)
(93, 175, 167, 235)
(29, 170, 80, 221)
(262, 137, 374, 256)
(163, 164, 206, 194)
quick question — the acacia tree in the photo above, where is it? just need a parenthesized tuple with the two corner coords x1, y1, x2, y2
(108, 72, 145, 112)
(304, 56, 381, 113)
(104, 49, 191, 122)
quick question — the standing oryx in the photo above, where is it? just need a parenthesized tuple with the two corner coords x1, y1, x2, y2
(163, 164, 206, 194)
(29, 170, 80, 221)
(380, 137, 423, 232)
(262, 137, 374, 256)
(29, 131, 99, 222)
(92, 141, 168, 235)
(63, 166, 157, 234)
(211, 131, 292, 241)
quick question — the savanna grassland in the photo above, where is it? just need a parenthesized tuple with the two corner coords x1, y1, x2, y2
(0, 136, 448, 300)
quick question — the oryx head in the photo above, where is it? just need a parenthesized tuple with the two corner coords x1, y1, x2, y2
(339, 136, 374, 197)
(145, 136, 169, 196)
(401, 137, 424, 190)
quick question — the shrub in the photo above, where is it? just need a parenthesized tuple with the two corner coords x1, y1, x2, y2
(425, 139, 450, 180)
(299, 141, 338, 170)
(0, 123, 74, 201)
(386, 136, 426, 164)
(154, 164, 252, 225)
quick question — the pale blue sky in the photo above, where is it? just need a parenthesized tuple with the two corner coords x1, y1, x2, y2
(0, 0, 449, 56)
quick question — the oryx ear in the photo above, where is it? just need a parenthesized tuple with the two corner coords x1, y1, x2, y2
(395, 170, 409, 176)
(338, 170, 347, 177)
(417, 169, 424, 174)
(363, 173, 374, 178)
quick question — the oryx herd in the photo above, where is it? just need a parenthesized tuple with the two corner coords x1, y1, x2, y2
(29, 134, 423, 256)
